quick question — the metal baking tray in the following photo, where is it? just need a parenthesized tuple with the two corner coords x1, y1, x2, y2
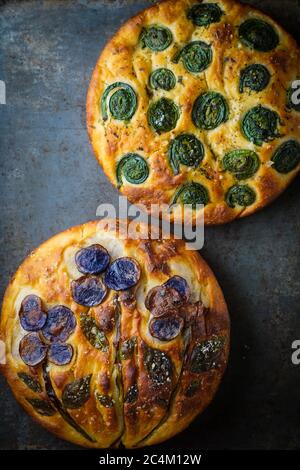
(0, 0, 299, 450)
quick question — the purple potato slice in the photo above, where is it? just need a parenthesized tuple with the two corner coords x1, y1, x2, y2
(144, 286, 160, 310)
(145, 285, 183, 316)
(19, 295, 47, 331)
(163, 276, 190, 301)
(19, 332, 48, 366)
(75, 244, 110, 275)
(104, 257, 141, 291)
(42, 305, 76, 343)
(149, 315, 184, 341)
(48, 342, 73, 365)
(71, 276, 107, 307)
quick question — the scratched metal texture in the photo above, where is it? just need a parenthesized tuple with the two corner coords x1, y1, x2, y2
(0, 0, 299, 450)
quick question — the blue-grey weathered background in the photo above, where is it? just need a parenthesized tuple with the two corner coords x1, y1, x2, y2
(0, 0, 299, 450)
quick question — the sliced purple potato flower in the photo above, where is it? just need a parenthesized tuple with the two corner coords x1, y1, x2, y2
(75, 244, 110, 275)
(19, 294, 47, 332)
(149, 315, 184, 341)
(71, 275, 107, 307)
(19, 332, 48, 366)
(104, 257, 141, 291)
(48, 342, 73, 365)
(163, 276, 190, 302)
(42, 305, 76, 343)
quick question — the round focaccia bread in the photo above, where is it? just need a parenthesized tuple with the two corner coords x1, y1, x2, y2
(87, 0, 300, 225)
(0, 220, 229, 448)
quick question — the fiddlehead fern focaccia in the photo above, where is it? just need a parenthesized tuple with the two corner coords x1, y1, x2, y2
(87, 0, 300, 225)
(0, 221, 230, 448)
(149, 68, 176, 91)
(239, 64, 271, 93)
(192, 92, 229, 130)
(287, 86, 300, 112)
(239, 18, 279, 52)
(242, 106, 280, 146)
(173, 41, 212, 74)
(187, 3, 223, 26)
(223, 149, 260, 180)
(116, 154, 149, 188)
(140, 25, 173, 51)
(101, 82, 137, 121)
(225, 184, 256, 208)
(148, 98, 180, 133)
(172, 182, 209, 209)
(271, 140, 300, 174)
(168, 134, 204, 175)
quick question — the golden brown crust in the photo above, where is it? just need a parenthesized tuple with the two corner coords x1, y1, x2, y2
(0, 220, 229, 448)
(87, 0, 300, 225)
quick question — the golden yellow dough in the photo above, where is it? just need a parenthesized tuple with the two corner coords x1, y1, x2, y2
(87, 0, 300, 225)
(0, 220, 229, 448)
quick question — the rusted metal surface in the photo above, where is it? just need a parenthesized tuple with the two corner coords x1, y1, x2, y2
(0, 0, 299, 450)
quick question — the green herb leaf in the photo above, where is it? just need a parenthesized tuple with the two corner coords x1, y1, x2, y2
(189, 336, 224, 373)
(143, 345, 173, 387)
(26, 398, 56, 416)
(119, 337, 136, 360)
(62, 375, 92, 409)
(80, 313, 109, 351)
(185, 380, 200, 397)
(124, 384, 138, 404)
(18, 372, 42, 393)
(42, 363, 94, 442)
(96, 393, 114, 408)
